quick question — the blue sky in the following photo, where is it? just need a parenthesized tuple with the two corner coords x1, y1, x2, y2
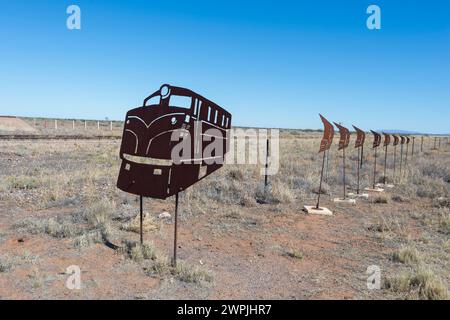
(0, 0, 449, 133)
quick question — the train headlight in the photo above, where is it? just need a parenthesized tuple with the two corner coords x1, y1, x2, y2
(160, 84, 171, 99)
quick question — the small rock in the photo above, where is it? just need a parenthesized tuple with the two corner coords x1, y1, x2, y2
(158, 211, 171, 219)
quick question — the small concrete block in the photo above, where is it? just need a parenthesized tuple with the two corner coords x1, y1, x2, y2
(364, 187, 385, 193)
(376, 183, 394, 189)
(333, 198, 356, 205)
(348, 192, 369, 199)
(303, 205, 333, 216)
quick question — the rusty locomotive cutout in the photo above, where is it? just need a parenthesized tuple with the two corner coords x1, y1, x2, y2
(382, 133, 391, 146)
(319, 114, 334, 153)
(371, 130, 381, 148)
(353, 125, 365, 148)
(392, 135, 399, 146)
(334, 122, 350, 150)
(117, 84, 232, 199)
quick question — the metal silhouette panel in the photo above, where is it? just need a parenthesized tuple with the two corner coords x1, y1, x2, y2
(117, 84, 232, 199)
(400, 136, 406, 145)
(406, 137, 410, 144)
(382, 133, 391, 146)
(333, 123, 350, 150)
(319, 114, 334, 153)
(353, 125, 365, 148)
(393, 135, 399, 146)
(371, 130, 381, 148)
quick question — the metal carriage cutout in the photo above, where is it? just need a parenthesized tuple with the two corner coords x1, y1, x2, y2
(117, 84, 232, 200)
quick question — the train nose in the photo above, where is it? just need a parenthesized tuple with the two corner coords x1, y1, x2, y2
(121, 109, 190, 159)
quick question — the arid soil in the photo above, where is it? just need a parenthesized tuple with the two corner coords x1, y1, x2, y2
(0, 132, 449, 300)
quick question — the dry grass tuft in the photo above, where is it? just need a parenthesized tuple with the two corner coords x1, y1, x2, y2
(121, 213, 160, 234)
(392, 246, 421, 266)
(83, 197, 115, 230)
(438, 208, 450, 234)
(0, 252, 39, 273)
(5, 176, 40, 190)
(0, 255, 15, 273)
(384, 267, 449, 300)
(373, 195, 388, 204)
(173, 261, 214, 284)
(14, 217, 82, 239)
(285, 248, 304, 260)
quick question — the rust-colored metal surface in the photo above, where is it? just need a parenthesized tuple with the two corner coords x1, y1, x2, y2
(352, 125, 365, 194)
(370, 130, 381, 148)
(370, 131, 381, 188)
(319, 114, 334, 153)
(381, 133, 391, 184)
(333, 123, 350, 150)
(382, 133, 391, 146)
(393, 135, 399, 146)
(117, 84, 232, 199)
(406, 137, 410, 144)
(400, 136, 406, 145)
(333, 122, 350, 199)
(352, 125, 365, 148)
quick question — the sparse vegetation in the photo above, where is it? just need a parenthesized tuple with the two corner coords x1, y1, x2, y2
(392, 246, 421, 266)
(0, 255, 15, 273)
(6, 176, 40, 190)
(438, 208, 450, 234)
(121, 241, 213, 284)
(384, 267, 449, 300)
(14, 217, 82, 239)
(1, 133, 449, 299)
(0, 252, 39, 273)
(373, 195, 388, 204)
(285, 248, 304, 260)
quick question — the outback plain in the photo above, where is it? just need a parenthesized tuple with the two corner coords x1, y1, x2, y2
(0, 117, 449, 300)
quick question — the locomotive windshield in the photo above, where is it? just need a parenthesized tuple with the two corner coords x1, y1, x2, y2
(145, 95, 160, 106)
(169, 95, 192, 109)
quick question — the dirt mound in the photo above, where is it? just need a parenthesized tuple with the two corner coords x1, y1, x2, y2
(0, 116, 38, 134)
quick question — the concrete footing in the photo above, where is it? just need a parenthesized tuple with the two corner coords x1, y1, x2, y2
(376, 183, 394, 189)
(364, 187, 385, 193)
(303, 205, 333, 216)
(333, 198, 356, 205)
(348, 192, 369, 199)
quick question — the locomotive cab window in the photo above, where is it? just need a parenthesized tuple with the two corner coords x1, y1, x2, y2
(169, 95, 192, 109)
(146, 95, 160, 106)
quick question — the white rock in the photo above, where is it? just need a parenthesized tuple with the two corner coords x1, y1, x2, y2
(158, 211, 171, 219)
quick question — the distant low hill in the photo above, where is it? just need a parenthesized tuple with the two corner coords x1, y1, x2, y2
(379, 129, 450, 136)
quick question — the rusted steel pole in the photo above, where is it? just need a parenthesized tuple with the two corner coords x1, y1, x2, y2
(383, 144, 388, 184)
(373, 147, 377, 189)
(405, 142, 409, 166)
(342, 148, 346, 199)
(173, 193, 179, 267)
(360, 144, 364, 168)
(393, 144, 397, 178)
(356, 147, 361, 194)
(264, 138, 269, 190)
(400, 144, 403, 177)
(421, 136, 424, 152)
(139, 196, 143, 245)
(411, 137, 415, 158)
(316, 151, 327, 209)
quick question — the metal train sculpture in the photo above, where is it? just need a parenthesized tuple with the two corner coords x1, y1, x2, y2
(117, 84, 232, 266)
(117, 84, 231, 199)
